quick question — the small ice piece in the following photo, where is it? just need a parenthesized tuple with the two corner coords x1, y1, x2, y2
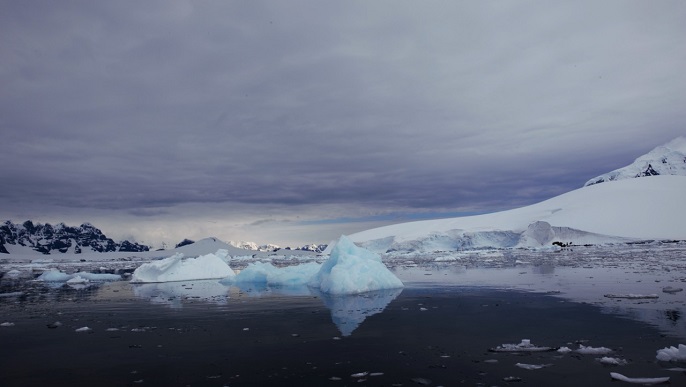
(329, 376, 342, 381)
(503, 376, 522, 382)
(47, 321, 62, 329)
(655, 344, 686, 362)
(662, 286, 684, 294)
(490, 339, 555, 352)
(130, 251, 235, 283)
(609, 372, 669, 385)
(410, 377, 432, 385)
(6, 269, 21, 277)
(351, 372, 368, 378)
(369, 372, 384, 376)
(1, 322, 15, 327)
(604, 294, 659, 299)
(75, 326, 92, 332)
(557, 346, 572, 353)
(36, 269, 73, 282)
(106, 328, 119, 331)
(66, 275, 89, 284)
(515, 363, 551, 370)
(576, 345, 613, 355)
(598, 357, 628, 366)
(309, 236, 403, 294)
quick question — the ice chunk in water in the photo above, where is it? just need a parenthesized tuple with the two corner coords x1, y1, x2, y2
(309, 236, 403, 294)
(131, 251, 235, 283)
(490, 339, 555, 352)
(609, 372, 669, 385)
(656, 344, 686, 362)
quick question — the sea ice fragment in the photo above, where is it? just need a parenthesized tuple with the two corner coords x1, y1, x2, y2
(609, 372, 669, 385)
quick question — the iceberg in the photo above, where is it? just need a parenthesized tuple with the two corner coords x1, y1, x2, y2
(130, 250, 235, 283)
(233, 261, 321, 287)
(309, 236, 403, 295)
(656, 344, 686, 362)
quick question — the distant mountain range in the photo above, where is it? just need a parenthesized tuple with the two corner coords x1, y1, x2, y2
(0, 220, 149, 255)
(585, 136, 686, 186)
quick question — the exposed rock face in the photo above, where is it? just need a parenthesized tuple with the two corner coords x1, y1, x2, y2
(0, 220, 150, 254)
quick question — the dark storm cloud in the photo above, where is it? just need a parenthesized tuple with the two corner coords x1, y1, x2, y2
(1, 0, 685, 244)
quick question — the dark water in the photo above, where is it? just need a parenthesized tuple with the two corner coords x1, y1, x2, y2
(1, 277, 684, 386)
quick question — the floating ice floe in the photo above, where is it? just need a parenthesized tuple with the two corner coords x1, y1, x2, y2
(557, 346, 572, 353)
(308, 236, 403, 294)
(603, 294, 659, 299)
(0, 291, 24, 298)
(36, 269, 121, 282)
(6, 269, 21, 277)
(576, 345, 613, 355)
(1, 322, 15, 327)
(656, 344, 686, 362)
(597, 357, 628, 366)
(489, 339, 556, 352)
(609, 372, 669, 385)
(130, 250, 235, 283)
(515, 363, 552, 370)
(75, 326, 92, 332)
(662, 286, 684, 294)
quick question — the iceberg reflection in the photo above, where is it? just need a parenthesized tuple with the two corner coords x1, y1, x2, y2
(132, 280, 229, 308)
(314, 288, 403, 336)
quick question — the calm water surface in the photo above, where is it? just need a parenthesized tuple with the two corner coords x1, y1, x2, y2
(1, 248, 685, 386)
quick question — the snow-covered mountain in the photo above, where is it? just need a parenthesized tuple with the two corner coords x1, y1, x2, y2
(0, 220, 150, 255)
(585, 137, 686, 186)
(349, 175, 686, 253)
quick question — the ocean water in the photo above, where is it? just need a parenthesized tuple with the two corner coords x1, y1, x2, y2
(1, 246, 685, 386)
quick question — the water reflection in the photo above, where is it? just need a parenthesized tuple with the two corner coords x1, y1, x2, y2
(130, 280, 402, 336)
(132, 280, 229, 308)
(314, 288, 403, 336)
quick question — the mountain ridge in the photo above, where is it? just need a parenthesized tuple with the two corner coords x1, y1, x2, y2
(0, 220, 149, 255)
(585, 136, 686, 186)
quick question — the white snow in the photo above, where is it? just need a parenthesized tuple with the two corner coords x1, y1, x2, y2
(130, 250, 235, 283)
(609, 372, 670, 385)
(308, 236, 403, 294)
(350, 176, 686, 252)
(656, 344, 686, 362)
(586, 136, 686, 186)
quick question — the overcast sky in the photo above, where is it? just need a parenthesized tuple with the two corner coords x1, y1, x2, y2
(1, 0, 685, 247)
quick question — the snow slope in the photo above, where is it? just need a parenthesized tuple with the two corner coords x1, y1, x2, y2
(585, 137, 686, 186)
(349, 176, 686, 253)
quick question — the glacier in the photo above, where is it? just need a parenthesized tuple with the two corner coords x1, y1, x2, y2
(350, 176, 686, 253)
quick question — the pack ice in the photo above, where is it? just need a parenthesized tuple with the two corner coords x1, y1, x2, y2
(130, 250, 235, 283)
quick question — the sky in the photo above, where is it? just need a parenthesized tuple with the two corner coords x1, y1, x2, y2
(1, 0, 685, 248)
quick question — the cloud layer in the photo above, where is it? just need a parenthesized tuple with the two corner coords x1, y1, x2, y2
(1, 1, 685, 245)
